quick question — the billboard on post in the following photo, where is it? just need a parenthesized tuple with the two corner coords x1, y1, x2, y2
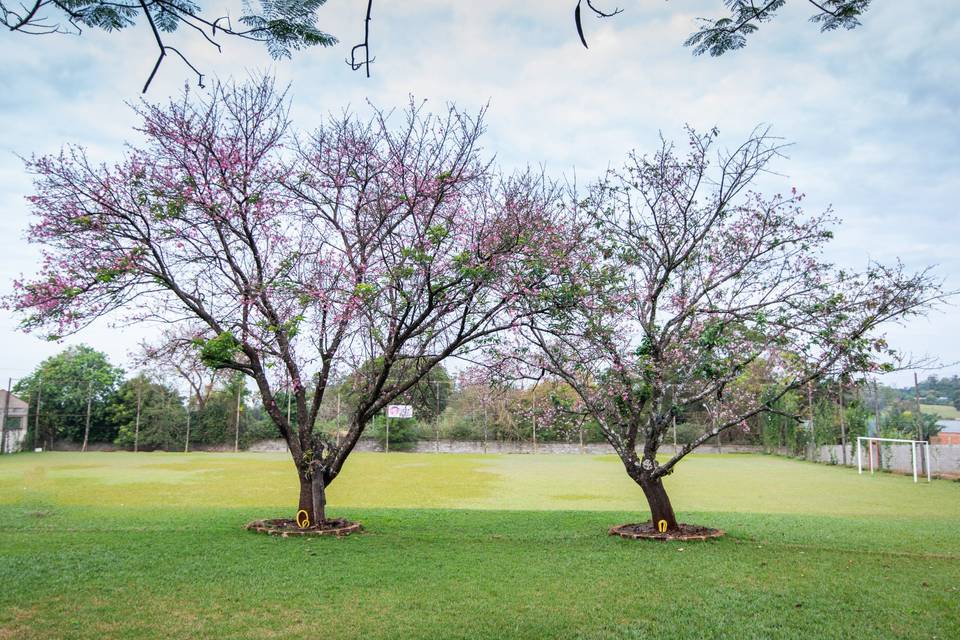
(386, 404, 414, 419)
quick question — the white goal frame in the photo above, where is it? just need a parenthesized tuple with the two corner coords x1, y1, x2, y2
(856, 436, 931, 483)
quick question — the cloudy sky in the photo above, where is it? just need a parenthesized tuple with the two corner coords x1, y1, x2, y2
(0, 0, 957, 388)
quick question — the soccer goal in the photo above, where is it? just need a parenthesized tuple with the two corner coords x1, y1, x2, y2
(856, 436, 931, 483)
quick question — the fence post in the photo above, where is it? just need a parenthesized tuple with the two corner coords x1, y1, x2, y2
(0, 378, 11, 454)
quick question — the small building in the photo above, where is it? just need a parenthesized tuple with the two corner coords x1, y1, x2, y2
(1, 390, 29, 454)
(931, 419, 960, 445)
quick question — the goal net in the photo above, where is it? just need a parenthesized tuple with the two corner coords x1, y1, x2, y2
(856, 436, 931, 483)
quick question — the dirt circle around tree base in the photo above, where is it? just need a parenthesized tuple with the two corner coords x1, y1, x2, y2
(609, 522, 725, 541)
(245, 518, 362, 538)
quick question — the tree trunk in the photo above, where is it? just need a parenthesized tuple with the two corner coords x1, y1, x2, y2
(298, 473, 327, 527)
(640, 477, 679, 531)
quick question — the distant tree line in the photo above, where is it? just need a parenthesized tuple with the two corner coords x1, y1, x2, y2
(13, 345, 281, 450)
(10, 344, 944, 454)
(11, 344, 454, 451)
(895, 375, 960, 410)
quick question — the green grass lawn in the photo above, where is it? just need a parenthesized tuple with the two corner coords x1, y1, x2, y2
(1, 451, 958, 639)
(921, 403, 960, 419)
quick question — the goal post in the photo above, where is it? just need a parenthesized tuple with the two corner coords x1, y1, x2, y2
(856, 436, 931, 483)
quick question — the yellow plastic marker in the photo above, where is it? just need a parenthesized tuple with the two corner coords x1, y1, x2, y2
(657, 519, 668, 533)
(296, 509, 311, 529)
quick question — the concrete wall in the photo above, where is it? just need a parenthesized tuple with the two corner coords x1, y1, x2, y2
(247, 438, 617, 454)
(41, 437, 960, 477)
(250, 438, 960, 477)
(1, 425, 27, 453)
(247, 438, 764, 456)
(814, 443, 960, 477)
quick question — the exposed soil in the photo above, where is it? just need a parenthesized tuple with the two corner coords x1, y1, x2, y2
(609, 522, 725, 541)
(245, 518, 362, 537)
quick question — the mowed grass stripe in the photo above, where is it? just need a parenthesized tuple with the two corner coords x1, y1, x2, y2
(2, 451, 959, 518)
(1, 452, 958, 639)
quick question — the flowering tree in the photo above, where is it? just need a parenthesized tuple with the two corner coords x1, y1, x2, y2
(8, 78, 568, 528)
(137, 325, 220, 411)
(509, 127, 943, 533)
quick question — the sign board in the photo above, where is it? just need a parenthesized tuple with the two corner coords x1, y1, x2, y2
(386, 404, 414, 419)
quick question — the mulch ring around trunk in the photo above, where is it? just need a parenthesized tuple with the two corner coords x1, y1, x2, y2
(245, 518, 362, 538)
(609, 522, 724, 541)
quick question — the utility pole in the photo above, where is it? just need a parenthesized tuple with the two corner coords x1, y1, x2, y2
(184, 399, 191, 453)
(433, 380, 441, 454)
(715, 411, 722, 454)
(234, 380, 242, 452)
(133, 380, 142, 453)
(336, 391, 341, 447)
(530, 380, 540, 453)
(532, 386, 538, 454)
(913, 371, 925, 475)
(838, 378, 847, 466)
(0, 378, 11, 455)
(82, 379, 93, 453)
(483, 401, 489, 454)
(872, 379, 882, 470)
(912, 372, 923, 442)
(672, 415, 678, 453)
(161, 389, 170, 448)
(286, 381, 292, 427)
(780, 411, 785, 451)
(806, 382, 815, 461)
(33, 379, 42, 452)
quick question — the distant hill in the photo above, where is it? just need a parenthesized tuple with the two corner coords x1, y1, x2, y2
(898, 375, 960, 410)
